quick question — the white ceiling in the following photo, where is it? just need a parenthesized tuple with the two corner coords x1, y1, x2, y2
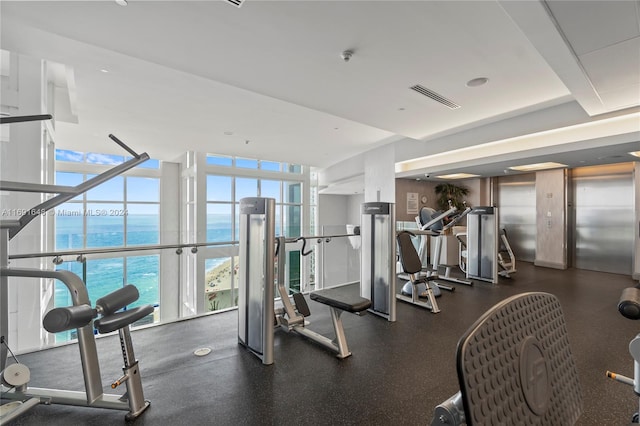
(1, 0, 639, 178)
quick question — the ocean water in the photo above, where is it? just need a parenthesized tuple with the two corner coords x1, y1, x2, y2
(54, 214, 233, 310)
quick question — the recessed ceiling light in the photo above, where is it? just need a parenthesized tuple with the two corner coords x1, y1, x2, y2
(115, 0, 128, 6)
(466, 77, 489, 87)
(100, 69, 109, 73)
(629, 151, 640, 158)
(223, 131, 233, 136)
(509, 162, 567, 172)
(436, 173, 480, 179)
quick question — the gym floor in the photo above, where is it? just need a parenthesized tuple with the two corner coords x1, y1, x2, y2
(4, 262, 639, 425)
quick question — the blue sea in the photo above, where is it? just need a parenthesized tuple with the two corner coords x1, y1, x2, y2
(54, 214, 233, 312)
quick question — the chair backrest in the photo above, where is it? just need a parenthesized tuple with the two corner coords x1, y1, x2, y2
(456, 292, 582, 425)
(396, 231, 423, 275)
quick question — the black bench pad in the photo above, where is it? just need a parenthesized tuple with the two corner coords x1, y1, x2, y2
(310, 286, 371, 313)
(94, 304, 154, 334)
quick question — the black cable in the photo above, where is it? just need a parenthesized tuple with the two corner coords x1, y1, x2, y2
(2, 337, 20, 364)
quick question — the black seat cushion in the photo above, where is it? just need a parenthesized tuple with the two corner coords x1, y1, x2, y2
(94, 305, 154, 334)
(310, 286, 371, 313)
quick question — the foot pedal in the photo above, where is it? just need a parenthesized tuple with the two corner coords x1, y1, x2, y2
(292, 293, 311, 317)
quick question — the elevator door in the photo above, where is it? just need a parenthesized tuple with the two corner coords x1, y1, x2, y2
(497, 174, 536, 262)
(572, 164, 634, 275)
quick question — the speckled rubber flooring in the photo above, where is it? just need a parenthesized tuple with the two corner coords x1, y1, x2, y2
(4, 262, 639, 425)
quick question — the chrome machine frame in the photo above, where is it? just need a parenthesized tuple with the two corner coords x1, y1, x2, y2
(0, 121, 151, 422)
(360, 202, 396, 322)
(238, 197, 371, 363)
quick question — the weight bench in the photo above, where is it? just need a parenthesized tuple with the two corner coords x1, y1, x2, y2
(42, 284, 152, 421)
(276, 284, 371, 359)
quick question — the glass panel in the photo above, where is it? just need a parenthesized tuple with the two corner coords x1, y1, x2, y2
(86, 257, 124, 303)
(205, 257, 237, 311)
(234, 206, 240, 241)
(284, 205, 301, 237)
(236, 178, 257, 200)
(207, 175, 233, 202)
(127, 204, 159, 245)
(55, 149, 84, 162)
(285, 164, 302, 174)
(236, 157, 258, 169)
(321, 225, 360, 288)
(206, 155, 232, 167)
(260, 180, 280, 203)
(54, 261, 84, 343)
(86, 153, 124, 165)
(86, 175, 124, 201)
(260, 161, 280, 172)
(54, 261, 84, 308)
(55, 203, 84, 249)
(86, 203, 125, 247)
(55, 172, 84, 201)
(207, 203, 233, 242)
(284, 181, 301, 203)
(126, 157, 160, 169)
(127, 255, 159, 311)
(288, 250, 301, 293)
(275, 205, 282, 237)
(127, 177, 159, 202)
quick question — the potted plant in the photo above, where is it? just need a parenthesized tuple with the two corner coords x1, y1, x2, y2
(434, 182, 469, 212)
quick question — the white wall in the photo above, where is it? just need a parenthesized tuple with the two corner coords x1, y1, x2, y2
(159, 161, 181, 321)
(318, 194, 357, 288)
(364, 144, 396, 203)
(1, 53, 49, 353)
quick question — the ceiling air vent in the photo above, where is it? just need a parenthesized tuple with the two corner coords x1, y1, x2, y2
(409, 84, 461, 110)
(224, 0, 244, 7)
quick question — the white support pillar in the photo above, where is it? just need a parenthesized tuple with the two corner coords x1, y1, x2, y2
(1, 53, 48, 353)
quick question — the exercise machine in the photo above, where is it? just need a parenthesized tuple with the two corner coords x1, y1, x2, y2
(497, 228, 516, 278)
(429, 205, 473, 286)
(1, 280, 153, 423)
(396, 230, 440, 313)
(431, 292, 582, 425)
(360, 202, 397, 322)
(466, 206, 516, 283)
(398, 203, 472, 302)
(0, 115, 152, 422)
(396, 205, 456, 299)
(606, 285, 640, 423)
(237, 197, 372, 365)
(275, 235, 371, 359)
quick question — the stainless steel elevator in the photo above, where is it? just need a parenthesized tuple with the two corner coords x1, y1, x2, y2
(572, 164, 634, 275)
(496, 174, 536, 263)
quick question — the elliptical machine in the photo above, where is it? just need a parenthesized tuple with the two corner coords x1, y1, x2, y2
(606, 284, 640, 423)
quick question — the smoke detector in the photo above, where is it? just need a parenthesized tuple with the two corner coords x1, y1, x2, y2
(341, 50, 354, 62)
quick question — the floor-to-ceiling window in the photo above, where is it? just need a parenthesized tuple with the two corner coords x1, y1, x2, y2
(54, 150, 161, 341)
(204, 155, 306, 311)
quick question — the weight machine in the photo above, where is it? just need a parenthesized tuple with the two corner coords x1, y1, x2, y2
(607, 285, 640, 423)
(465, 206, 516, 284)
(0, 115, 152, 422)
(237, 197, 372, 365)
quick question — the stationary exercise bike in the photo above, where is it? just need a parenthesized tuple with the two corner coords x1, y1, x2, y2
(606, 284, 640, 423)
